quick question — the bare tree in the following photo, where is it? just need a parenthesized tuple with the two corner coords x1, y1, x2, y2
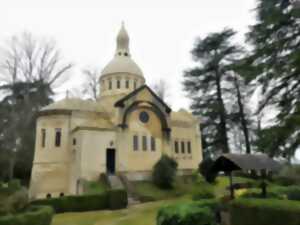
(151, 78, 170, 102)
(0, 32, 72, 180)
(0, 32, 72, 87)
(82, 68, 100, 100)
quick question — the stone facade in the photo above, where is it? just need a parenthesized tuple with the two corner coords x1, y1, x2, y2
(29, 24, 203, 199)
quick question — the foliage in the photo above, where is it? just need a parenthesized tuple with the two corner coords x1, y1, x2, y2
(157, 199, 218, 225)
(239, 188, 284, 200)
(183, 28, 247, 155)
(31, 193, 109, 213)
(192, 187, 215, 200)
(82, 180, 109, 195)
(0, 205, 53, 225)
(273, 165, 300, 186)
(152, 155, 178, 189)
(107, 189, 128, 210)
(31, 190, 128, 213)
(230, 198, 300, 225)
(0, 32, 72, 183)
(245, 0, 300, 159)
(199, 158, 217, 183)
(0, 187, 29, 216)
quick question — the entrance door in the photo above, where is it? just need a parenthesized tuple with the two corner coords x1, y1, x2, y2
(106, 149, 116, 174)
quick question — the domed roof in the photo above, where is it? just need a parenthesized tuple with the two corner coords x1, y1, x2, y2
(101, 23, 144, 77)
(101, 56, 143, 76)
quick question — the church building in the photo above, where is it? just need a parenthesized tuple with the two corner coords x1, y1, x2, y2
(29, 24, 203, 199)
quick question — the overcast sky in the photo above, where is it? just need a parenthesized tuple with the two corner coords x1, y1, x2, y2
(0, 0, 257, 110)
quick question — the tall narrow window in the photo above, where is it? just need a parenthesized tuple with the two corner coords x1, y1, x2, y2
(126, 80, 129, 89)
(55, 128, 62, 147)
(134, 80, 137, 89)
(181, 141, 185, 153)
(133, 135, 138, 151)
(73, 138, 76, 146)
(174, 141, 179, 154)
(142, 136, 147, 151)
(117, 80, 121, 89)
(151, 137, 156, 151)
(187, 141, 191, 154)
(41, 129, 46, 148)
(109, 80, 112, 90)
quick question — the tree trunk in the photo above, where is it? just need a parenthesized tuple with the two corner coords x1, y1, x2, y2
(234, 76, 251, 154)
(216, 71, 230, 153)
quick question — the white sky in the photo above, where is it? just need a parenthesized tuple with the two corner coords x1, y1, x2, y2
(0, 0, 257, 110)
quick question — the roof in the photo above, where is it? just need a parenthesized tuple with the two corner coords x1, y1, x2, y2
(41, 98, 105, 113)
(212, 153, 281, 172)
(101, 56, 143, 77)
(101, 23, 144, 77)
(114, 85, 172, 113)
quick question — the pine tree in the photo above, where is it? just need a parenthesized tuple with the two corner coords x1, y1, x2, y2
(246, 0, 300, 159)
(183, 28, 243, 155)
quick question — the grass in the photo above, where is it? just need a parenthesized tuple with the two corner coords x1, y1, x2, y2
(83, 181, 109, 195)
(51, 197, 189, 225)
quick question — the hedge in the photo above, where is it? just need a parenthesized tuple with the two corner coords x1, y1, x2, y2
(157, 199, 218, 225)
(108, 189, 128, 210)
(192, 187, 215, 201)
(230, 198, 300, 225)
(0, 205, 53, 225)
(31, 189, 127, 213)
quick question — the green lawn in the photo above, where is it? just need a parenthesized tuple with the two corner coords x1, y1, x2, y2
(52, 197, 189, 225)
(51, 175, 261, 225)
(83, 181, 109, 195)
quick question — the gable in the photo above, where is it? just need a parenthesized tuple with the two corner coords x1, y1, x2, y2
(114, 85, 171, 113)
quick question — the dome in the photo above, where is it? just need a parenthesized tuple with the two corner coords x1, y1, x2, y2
(101, 56, 143, 76)
(101, 23, 144, 77)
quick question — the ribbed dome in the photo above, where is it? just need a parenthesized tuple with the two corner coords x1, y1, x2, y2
(101, 23, 144, 77)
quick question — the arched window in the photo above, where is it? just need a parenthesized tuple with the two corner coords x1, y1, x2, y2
(55, 128, 62, 147)
(117, 80, 121, 89)
(133, 135, 138, 151)
(46, 193, 52, 198)
(134, 80, 137, 89)
(126, 80, 129, 89)
(109, 79, 112, 90)
(41, 129, 46, 148)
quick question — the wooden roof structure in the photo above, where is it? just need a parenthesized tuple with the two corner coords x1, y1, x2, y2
(211, 153, 281, 173)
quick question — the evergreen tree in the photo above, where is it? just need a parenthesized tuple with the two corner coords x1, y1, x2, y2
(183, 28, 243, 155)
(245, 0, 300, 159)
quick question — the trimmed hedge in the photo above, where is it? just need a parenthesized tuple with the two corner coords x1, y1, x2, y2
(0, 205, 53, 225)
(157, 199, 218, 225)
(192, 187, 215, 200)
(230, 198, 300, 225)
(31, 189, 128, 213)
(108, 189, 128, 210)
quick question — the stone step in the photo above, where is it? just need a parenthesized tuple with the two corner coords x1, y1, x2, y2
(107, 175, 125, 190)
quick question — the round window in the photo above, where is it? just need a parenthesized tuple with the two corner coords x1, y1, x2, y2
(139, 111, 149, 123)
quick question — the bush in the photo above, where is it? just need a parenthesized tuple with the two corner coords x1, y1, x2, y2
(192, 187, 215, 200)
(153, 155, 178, 189)
(31, 193, 109, 213)
(8, 179, 21, 191)
(239, 188, 284, 200)
(107, 189, 128, 210)
(230, 198, 300, 225)
(0, 187, 29, 216)
(273, 165, 300, 186)
(157, 199, 218, 225)
(0, 205, 53, 225)
(199, 158, 217, 183)
(271, 186, 300, 201)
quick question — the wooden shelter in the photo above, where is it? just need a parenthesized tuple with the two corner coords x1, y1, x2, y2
(211, 153, 281, 198)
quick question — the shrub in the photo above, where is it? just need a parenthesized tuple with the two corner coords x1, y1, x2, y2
(107, 189, 128, 210)
(192, 187, 215, 200)
(239, 188, 284, 200)
(271, 186, 300, 201)
(0, 205, 53, 225)
(230, 198, 300, 225)
(199, 158, 217, 183)
(31, 193, 109, 213)
(0, 187, 29, 216)
(153, 155, 178, 189)
(157, 199, 218, 225)
(8, 179, 21, 192)
(273, 165, 300, 186)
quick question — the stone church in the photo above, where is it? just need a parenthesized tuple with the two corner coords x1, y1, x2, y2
(29, 24, 203, 199)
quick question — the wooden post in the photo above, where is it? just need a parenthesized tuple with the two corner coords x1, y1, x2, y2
(229, 171, 234, 199)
